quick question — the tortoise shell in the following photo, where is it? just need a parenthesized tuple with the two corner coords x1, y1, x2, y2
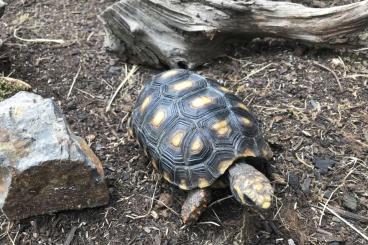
(129, 69, 272, 190)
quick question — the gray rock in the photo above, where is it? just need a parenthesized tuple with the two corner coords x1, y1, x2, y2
(108, 66, 122, 75)
(287, 172, 300, 191)
(301, 176, 312, 194)
(343, 193, 358, 211)
(288, 239, 296, 245)
(0, 92, 109, 220)
(313, 158, 336, 174)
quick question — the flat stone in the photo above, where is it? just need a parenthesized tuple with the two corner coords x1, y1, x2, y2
(0, 92, 109, 220)
(313, 158, 336, 174)
(343, 193, 358, 211)
(287, 172, 300, 191)
(301, 176, 312, 194)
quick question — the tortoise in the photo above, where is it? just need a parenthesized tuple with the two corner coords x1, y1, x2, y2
(128, 69, 274, 224)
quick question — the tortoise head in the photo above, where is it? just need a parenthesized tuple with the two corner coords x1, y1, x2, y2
(228, 163, 273, 209)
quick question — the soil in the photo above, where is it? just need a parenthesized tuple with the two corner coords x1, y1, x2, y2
(0, 0, 367, 244)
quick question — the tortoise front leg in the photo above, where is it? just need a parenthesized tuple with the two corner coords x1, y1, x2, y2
(181, 188, 212, 224)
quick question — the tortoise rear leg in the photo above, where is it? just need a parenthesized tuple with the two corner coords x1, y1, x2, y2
(181, 189, 212, 224)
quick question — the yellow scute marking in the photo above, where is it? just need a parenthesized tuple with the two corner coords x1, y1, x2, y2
(261, 146, 273, 159)
(198, 178, 210, 188)
(253, 183, 264, 191)
(127, 128, 134, 138)
(163, 171, 171, 182)
(241, 117, 252, 126)
(243, 149, 256, 157)
(179, 179, 189, 190)
(161, 70, 181, 79)
(219, 86, 230, 93)
(218, 160, 233, 174)
(238, 103, 249, 111)
(170, 131, 185, 148)
(261, 201, 271, 209)
(140, 96, 151, 113)
(190, 96, 213, 108)
(212, 120, 230, 136)
(234, 185, 245, 204)
(152, 159, 158, 170)
(191, 136, 203, 153)
(150, 109, 166, 127)
(171, 80, 193, 91)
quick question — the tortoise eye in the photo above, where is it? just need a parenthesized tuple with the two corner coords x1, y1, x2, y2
(243, 195, 255, 206)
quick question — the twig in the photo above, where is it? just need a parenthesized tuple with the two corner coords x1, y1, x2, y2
(273, 196, 284, 220)
(295, 153, 314, 169)
(208, 195, 234, 208)
(6, 222, 16, 245)
(75, 88, 102, 100)
(126, 179, 158, 219)
(197, 221, 221, 227)
(67, 64, 82, 99)
(354, 47, 368, 52)
(319, 168, 355, 226)
(312, 205, 368, 223)
(244, 63, 274, 80)
(320, 203, 368, 241)
(13, 28, 65, 44)
(64, 226, 77, 245)
(138, 193, 180, 217)
(313, 61, 342, 92)
(106, 65, 138, 112)
(345, 74, 368, 79)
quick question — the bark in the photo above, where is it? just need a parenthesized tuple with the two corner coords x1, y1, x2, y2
(0, 0, 8, 74)
(100, 0, 368, 68)
(0, 1, 5, 19)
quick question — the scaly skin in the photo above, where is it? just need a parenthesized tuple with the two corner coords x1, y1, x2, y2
(228, 163, 273, 209)
(181, 188, 212, 224)
(181, 163, 273, 224)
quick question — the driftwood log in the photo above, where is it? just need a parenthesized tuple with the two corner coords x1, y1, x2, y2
(0, 0, 9, 74)
(0, 1, 4, 15)
(100, 0, 368, 68)
(0, 0, 5, 19)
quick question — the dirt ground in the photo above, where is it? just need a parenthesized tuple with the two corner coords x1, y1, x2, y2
(1, 0, 368, 244)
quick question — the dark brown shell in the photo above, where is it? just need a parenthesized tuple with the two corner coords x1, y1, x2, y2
(129, 69, 272, 190)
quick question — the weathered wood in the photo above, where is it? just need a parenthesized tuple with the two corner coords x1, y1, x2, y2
(100, 0, 368, 68)
(0, 0, 5, 18)
(0, 0, 8, 74)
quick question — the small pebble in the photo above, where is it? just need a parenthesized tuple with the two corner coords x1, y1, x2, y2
(143, 227, 151, 233)
(301, 177, 312, 194)
(157, 193, 173, 209)
(288, 239, 296, 245)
